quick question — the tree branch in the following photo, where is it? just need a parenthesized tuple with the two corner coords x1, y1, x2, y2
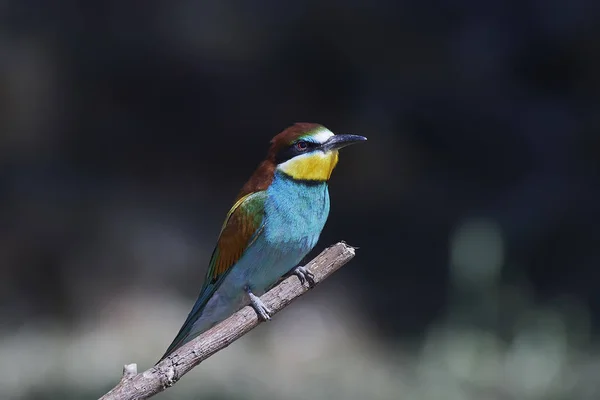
(99, 241, 357, 400)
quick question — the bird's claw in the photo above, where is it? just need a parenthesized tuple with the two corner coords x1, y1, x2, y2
(247, 289, 272, 321)
(294, 265, 315, 287)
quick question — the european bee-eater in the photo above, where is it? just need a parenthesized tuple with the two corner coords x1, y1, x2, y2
(159, 123, 366, 361)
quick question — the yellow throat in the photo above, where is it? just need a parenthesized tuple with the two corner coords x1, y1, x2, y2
(278, 150, 339, 181)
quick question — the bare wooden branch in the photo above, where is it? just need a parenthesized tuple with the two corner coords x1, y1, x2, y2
(99, 241, 357, 400)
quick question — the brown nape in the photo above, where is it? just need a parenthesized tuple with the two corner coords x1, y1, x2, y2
(236, 159, 276, 200)
(235, 122, 324, 200)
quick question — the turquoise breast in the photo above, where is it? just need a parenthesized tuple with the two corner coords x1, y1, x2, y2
(241, 171, 330, 293)
(183, 171, 331, 336)
(264, 171, 330, 247)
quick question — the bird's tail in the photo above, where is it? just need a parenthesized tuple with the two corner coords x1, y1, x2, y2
(156, 332, 188, 364)
(155, 288, 217, 364)
(156, 311, 206, 364)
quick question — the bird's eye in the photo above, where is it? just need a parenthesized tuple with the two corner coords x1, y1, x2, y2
(296, 141, 309, 151)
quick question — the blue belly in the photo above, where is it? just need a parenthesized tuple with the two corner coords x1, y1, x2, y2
(191, 172, 330, 332)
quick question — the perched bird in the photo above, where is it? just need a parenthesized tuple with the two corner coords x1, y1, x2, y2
(159, 123, 366, 361)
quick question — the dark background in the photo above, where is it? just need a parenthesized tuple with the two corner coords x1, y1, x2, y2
(1, 1, 599, 399)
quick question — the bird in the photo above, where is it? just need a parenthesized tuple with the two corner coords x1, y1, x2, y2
(159, 122, 367, 361)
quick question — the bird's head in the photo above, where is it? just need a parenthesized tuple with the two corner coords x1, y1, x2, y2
(268, 123, 367, 182)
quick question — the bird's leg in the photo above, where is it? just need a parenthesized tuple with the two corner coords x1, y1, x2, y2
(245, 286, 272, 321)
(293, 265, 315, 287)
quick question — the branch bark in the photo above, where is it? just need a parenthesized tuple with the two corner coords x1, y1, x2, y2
(99, 241, 357, 400)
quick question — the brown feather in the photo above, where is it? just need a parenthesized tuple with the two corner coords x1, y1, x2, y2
(208, 192, 266, 282)
(211, 209, 252, 277)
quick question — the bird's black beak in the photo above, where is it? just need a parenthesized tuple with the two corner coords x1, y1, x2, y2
(322, 134, 368, 151)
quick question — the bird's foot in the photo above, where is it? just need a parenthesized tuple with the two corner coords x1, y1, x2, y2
(246, 288, 272, 321)
(293, 265, 315, 287)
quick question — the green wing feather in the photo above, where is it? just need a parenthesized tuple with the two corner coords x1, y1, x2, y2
(204, 191, 266, 286)
(159, 191, 267, 361)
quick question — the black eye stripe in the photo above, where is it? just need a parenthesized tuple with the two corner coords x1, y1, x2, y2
(275, 140, 318, 163)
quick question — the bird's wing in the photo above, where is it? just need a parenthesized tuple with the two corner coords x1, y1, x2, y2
(159, 191, 267, 360)
(203, 191, 267, 287)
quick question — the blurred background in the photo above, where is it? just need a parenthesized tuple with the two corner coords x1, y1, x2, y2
(1, 1, 600, 399)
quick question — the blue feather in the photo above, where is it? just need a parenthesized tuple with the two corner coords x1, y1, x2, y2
(158, 171, 330, 361)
